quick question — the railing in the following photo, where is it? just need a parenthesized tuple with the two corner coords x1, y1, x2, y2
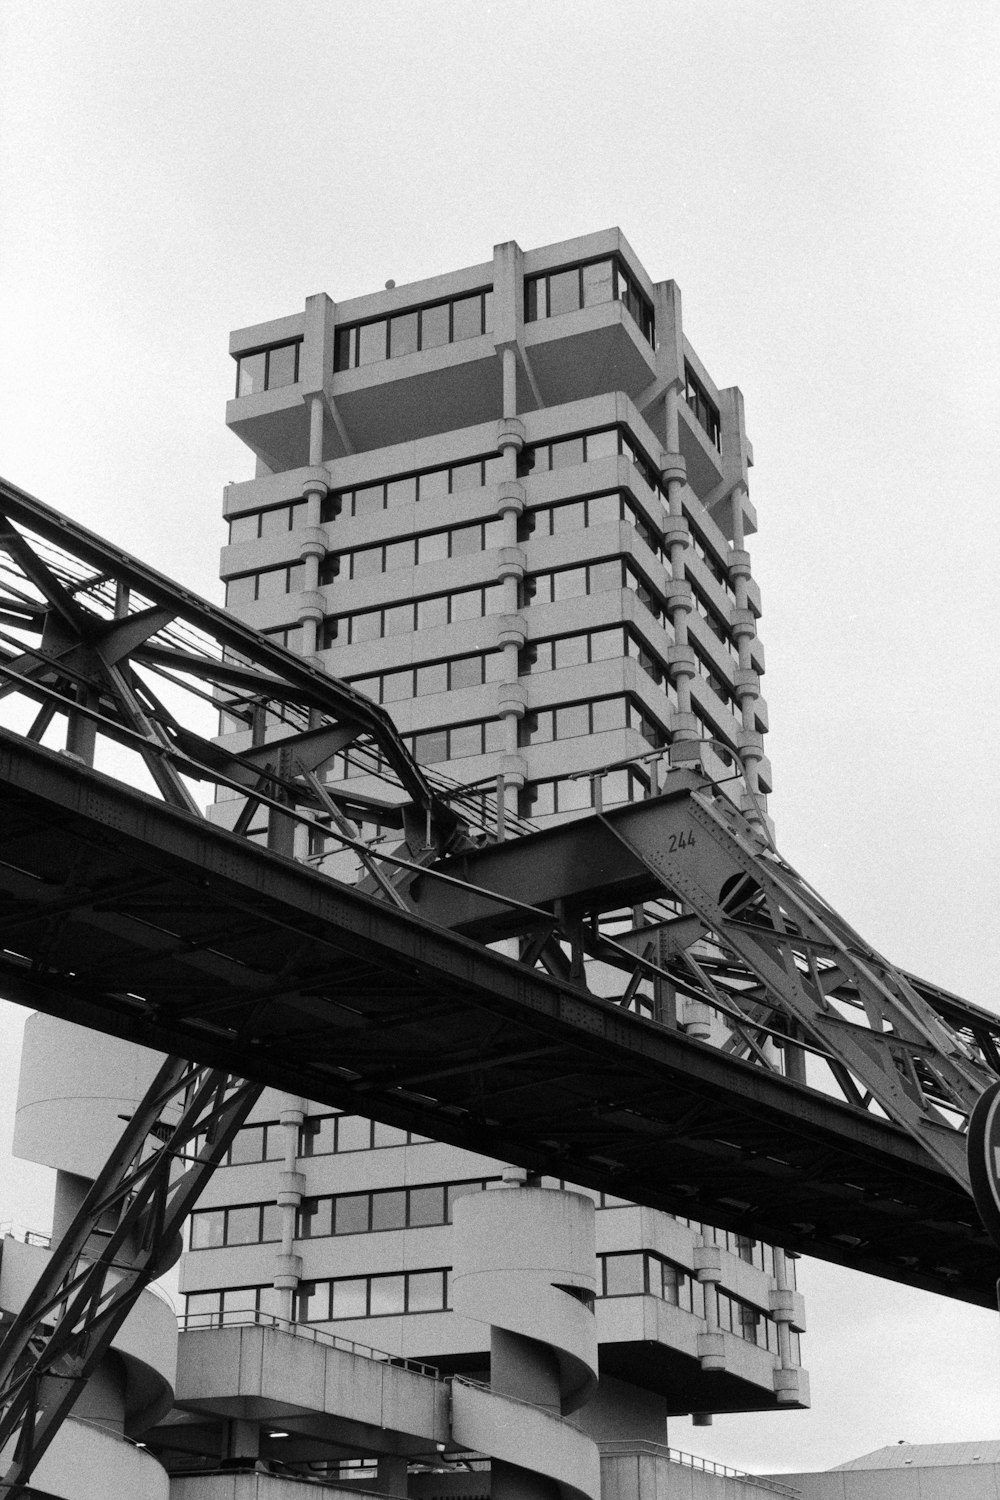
(0, 1222, 53, 1249)
(177, 1308, 443, 1380)
(598, 1441, 801, 1497)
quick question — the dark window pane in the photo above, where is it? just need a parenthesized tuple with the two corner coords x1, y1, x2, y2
(330, 1278, 367, 1319)
(554, 634, 587, 669)
(582, 260, 614, 307)
(450, 588, 482, 622)
(450, 524, 481, 557)
(483, 291, 494, 332)
(191, 1210, 225, 1250)
(298, 1197, 332, 1238)
(228, 514, 259, 544)
(336, 1115, 371, 1152)
(450, 460, 483, 493)
(296, 1280, 329, 1321)
(408, 1185, 445, 1227)
(420, 303, 450, 349)
(300, 1115, 335, 1156)
(418, 468, 449, 502)
(226, 1206, 261, 1246)
(237, 351, 266, 397)
(548, 268, 580, 316)
(553, 568, 586, 601)
(603, 1253, 646, 1296)
(585, 428, 620, 462)
(587, 493, 621, 527)
(450, 722, 483, 759)
(259, 506, 290, 539)
(369, 1275, 406, 1317)
(416, 661, 449, 695)
(351, 546, 383, 579)
(370, 1190, 407, 1231)
(559, 778, 592, 812)
(351, 610, 381, 644)
(521, 710, 554, 746)
(372, 1121, 408, 1147)
(268, 343, 298, 388)
(334, 1194, 370, 1235)
(590, 560, 623, 593)
(384, 539, 413, 572)
(382, 478, 414, 512)
(413, 730, 448, 765)
(449, 655, 483, 690)
(389, 311, 419, 358)
(550, 436, 585, 470)
(287, 563, 305, 592)
(417, 531, 448, 564)
(525, 278, 541, 321)
(417, 595, 449, 629)
(483, 718, 503, 752)
(229, 1126, 265, 1165)
(223, 1286, 261, 1318)
(407, 1269, 445, 1312)
(333, 328, 353, 372)
(530, 781, 555, 816)
(484, 651, 505, 681)
(357, 320, 388, 366)
(382, 669, 412, 703)
(555, 703, 590, 740)
(552, 501, 586, 534)
(592, 697, 626, 732)
(452, 294, 483, 342)
(186, 1291, 220, 1323)
(353, 484, 384, 517)
(484, 584, 505, 614)
(225, 576, 255, 607)
(590, 627, 622, 660)
(383, 603, 413, 637)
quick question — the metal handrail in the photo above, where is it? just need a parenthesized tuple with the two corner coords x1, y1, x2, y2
(177, 1308, 443, 1380)
(598, 1440, 801, 1496)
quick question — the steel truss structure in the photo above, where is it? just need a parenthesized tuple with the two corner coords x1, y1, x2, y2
(0, 1059, 260, 1496)
(0, 474, 998, 1485)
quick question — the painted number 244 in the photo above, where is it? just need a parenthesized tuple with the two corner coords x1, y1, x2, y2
(667, 830, 696, 852)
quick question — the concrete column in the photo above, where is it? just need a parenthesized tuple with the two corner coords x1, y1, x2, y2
(275, 1096, 305, 1323)
(496, 417, 528, 825)
(308, 394, 325, 468)
(694, 1241, 725, 1373)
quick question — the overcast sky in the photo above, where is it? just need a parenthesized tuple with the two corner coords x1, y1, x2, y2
(1, 0, 999, 1476)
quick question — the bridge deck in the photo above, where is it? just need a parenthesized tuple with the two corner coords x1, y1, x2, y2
(0, 730, 992, 1305)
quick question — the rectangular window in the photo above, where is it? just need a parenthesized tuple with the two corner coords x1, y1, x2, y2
(235, 341, 301, 397)
(389, 310, 419, 358)
(357, 320, 388, 366)
(334, 1193, 370, 1235)
(684, 362, 722, 450)
(407, 1269, 446, 1312)
(420, 301, 451, 349)
(370, 1190, 407, 1232)
(408, 1184, 446, 1227)
(330, 1278, 367, 1320)
(602, 1253, 646, 1296)
(369, 1275, 406, 1317)
(525, 258, 653, 345)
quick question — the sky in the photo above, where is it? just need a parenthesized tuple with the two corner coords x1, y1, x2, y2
(1, 0, 999, 1476)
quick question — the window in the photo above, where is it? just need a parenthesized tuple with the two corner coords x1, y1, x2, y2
(325, 455, 503, 522)
(235, 341, 302, 397)
(295, 1269, 451, 1322)
(597, 1252, 703, 1315)
(344, 651, 501, 706)
(224, 563, 305, 608)
(225, 1121, 284, 1166)
(334, 290, 493, 371)
(520, 767, 649, 821)
(518, 695, 633, 748)
(324, 584, 504, 648)
(684, 362, 721, 450)
(296, 1112, 429, 1156)
(228, 500, 308, 544)
(411, 718, 503, 765)
(296, 1179, 495, 1241)
(525, 257, 654, 345)
(183, 1285, 272, 1328)
(190, 1201, 281, 1250)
